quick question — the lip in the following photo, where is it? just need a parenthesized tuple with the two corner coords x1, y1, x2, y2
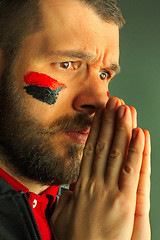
(77, 127, 90, 134)
(64, 128, 90, 144)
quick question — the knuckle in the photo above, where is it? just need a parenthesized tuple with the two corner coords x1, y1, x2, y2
(109, 148, 121, 160)
(83, 143, 94, 156)
(117, 124, 127, 131)
(123, 165, 134, 175)
(103, 115, 113, 124)
(88, 179, 97, 196)
(96, 142, 106, 154)
(129, 146, 141, 155)
(112, 194, 130, 216)
(112, 194, 124, 209)
(143, 152, 150, 158)
(140, 169, 151, 176)
(137, 189, 146, 197)
(117, 123, 130, 133)
(94, 154, 103, 165)
(87, 178, 104, 199)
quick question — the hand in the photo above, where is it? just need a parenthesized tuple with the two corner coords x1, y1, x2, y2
(50, 97, 151, 240)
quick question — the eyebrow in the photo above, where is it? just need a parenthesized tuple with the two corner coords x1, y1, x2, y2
(108, 63, 121, 75)
(47, 50, 120, 74)
(47, 50, 95, 60)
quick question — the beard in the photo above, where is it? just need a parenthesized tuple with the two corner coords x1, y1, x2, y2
(0, 63, 92, 186)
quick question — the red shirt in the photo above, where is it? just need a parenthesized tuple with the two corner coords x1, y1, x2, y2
(0, 168, 59, 240)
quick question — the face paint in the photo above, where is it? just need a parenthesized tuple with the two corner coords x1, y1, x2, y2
(24, 72, 66, 105)
(107, 91, 110, 98)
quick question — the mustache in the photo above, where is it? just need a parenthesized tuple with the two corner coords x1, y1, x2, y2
(46, 112, 93, 135)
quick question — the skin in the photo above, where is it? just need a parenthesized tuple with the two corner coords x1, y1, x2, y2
(0, 0, 151, 239)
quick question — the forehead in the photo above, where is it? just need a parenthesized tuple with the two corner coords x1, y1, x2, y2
(38, 0, 119, 63)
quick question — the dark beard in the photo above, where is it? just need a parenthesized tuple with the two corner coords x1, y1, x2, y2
(0, 63, 92, 186)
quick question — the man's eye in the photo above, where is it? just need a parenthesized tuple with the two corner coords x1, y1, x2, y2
(99, 71, 111, 81)
(58, 61, 81, 70)
(59, 62, 71, 69)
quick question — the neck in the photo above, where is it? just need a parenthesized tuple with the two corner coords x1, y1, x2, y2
(0, 158, 49, 195)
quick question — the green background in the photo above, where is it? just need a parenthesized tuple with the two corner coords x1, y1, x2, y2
(111, 1, 160, 239)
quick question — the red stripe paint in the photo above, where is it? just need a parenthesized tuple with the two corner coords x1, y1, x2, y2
(24, 72, 66, 90)
(107, 91, 110, 98)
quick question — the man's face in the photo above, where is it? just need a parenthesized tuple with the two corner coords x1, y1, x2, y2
(0, 0, 119, 186)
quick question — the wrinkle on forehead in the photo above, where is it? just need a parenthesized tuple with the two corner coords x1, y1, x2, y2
(37, 0, 119, 68)
(39, 0, 118, 36)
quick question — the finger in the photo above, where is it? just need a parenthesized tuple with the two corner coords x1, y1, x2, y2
(91, 97, 122, 179)
(119, 128, 145, 194)
(129, 106, 137, 129)
(135, 130, 151, 215)
(50, 190, 72, 225)
(131, 130, 151, 240)
(78, 107, 103, 180)
(105, 105, 132, 185)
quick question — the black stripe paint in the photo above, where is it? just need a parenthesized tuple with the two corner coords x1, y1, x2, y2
(24, 85, 63, 105)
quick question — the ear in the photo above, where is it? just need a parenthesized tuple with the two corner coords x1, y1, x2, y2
(0, 48, 5, 78)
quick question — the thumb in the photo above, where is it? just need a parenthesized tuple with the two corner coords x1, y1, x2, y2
(50, 190, 73, 225)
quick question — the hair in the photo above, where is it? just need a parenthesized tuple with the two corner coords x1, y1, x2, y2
(0, 0, 42, 59)
(80, 0, 125, 28)
(0, 0, 124, 59)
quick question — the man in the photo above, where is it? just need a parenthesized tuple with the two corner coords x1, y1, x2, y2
(0, 0, 151, 239)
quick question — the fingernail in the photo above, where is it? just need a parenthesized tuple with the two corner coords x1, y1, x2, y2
(107, 98, 117, 110)
(132, 128, 138, 138)
(118, 106, 125, 118)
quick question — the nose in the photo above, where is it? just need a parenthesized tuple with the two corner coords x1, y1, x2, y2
(72, 75, 109, 114)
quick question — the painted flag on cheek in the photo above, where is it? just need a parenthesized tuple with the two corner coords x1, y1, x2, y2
(24, 72, 66, 105)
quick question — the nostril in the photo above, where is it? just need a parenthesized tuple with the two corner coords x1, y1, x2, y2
(81, 105, 96, 110)
(73, 92, 106, 113)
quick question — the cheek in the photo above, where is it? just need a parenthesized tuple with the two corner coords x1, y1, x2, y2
(24, 71, 66, 105)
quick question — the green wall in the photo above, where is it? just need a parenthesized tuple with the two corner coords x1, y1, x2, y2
(111, 1, 160, 239)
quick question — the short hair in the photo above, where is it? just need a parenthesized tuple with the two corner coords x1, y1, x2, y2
(0, 0, 41, 58)
(80, 0, 124, 28)
(0, 0, 124, 58)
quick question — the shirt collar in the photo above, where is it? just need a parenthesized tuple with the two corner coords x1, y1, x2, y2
(0, 167, 28, 193)
(0, 167, 59, 200)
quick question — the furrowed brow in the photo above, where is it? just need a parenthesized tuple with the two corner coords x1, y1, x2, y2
(47, 50, 120, 74)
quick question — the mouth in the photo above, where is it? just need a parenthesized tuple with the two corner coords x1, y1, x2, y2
(63, 127, 90, 144)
